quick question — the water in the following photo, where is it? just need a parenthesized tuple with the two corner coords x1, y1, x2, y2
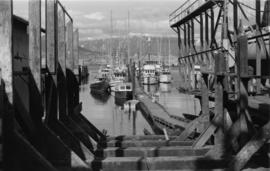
(80, 66, 200, 137)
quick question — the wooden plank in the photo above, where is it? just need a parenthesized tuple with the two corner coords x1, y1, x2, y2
(193, 113, 221, 148)
(201, 74, 209, 132)
(66, 21, 73, 71)
(57, 6, 67, 119)
(0, 0, 13, 103)
(29, 0, 41, 91)
(214, 52, 225, 145)
(29, 0, 44, 121)
(73, 29, 79, 73)
(230, 120, 270, 170)
(177, 111, 209, 141)
(46, 0, 56, 73)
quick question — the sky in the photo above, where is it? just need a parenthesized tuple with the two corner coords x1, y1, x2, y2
(13, 0, 185, 40)
(13, 0, 268, 41)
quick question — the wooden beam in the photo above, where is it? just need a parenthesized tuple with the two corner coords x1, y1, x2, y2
(230, 120, 270, 170)
(214, 52, 226, 145)
(0, 0, 13, 104)
(0, 1, 14, 169)
(46, 0, 56, 73)
(66, 21, 74, 71)
(233, 0, 238, 35)
(73, 29, 79, 73)
(256, 0, 261, 94)
(57, 6, 67, 119)
(45, 0, 58, 122)
(29, 0, 43, 120)
(201, 73, 209, 132)
(29, 0, 41, 91)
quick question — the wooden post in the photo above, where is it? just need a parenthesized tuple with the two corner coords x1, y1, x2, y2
(46, 0, 56, 73)
(0, 1, 14, 169)
(66, 21, 74, 71)
(66, 21, 74, 116)
(73, 29, 79, 74)
(0, 0, 13, 104)
(45, 0, 58, 122)
(214, 52, 226, 145)
(29, 0, 43, 121)
(236, 35, 251, 148)
(201, 73, 209, 132)
(256, 0, 261, 94)
(57, 6, 67, 119)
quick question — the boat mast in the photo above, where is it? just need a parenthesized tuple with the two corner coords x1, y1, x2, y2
(110, 10, 113, 67)
(168, 36, 171, 68)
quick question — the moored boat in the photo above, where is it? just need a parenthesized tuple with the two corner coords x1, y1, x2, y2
(114, 82, 133, 100)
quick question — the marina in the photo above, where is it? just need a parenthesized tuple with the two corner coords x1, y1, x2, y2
(0, 0, 270, 170)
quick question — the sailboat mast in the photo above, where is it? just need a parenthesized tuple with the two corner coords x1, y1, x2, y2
(168, 36, 171, 67)
(127, 10, 130, 63)
(110, 10, 113, 66)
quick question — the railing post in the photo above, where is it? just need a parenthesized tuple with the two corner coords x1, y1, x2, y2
(57, 6, 67, 120)
(66, 20, 74, 115)
(45, 0, 58, 122)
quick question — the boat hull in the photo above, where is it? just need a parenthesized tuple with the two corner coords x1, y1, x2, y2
(159, 74, 171, 83)
(90, 81, 111, 94)
(143, 76, 157, 85)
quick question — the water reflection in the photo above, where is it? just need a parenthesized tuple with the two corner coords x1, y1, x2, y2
(90, 91, 110, 104)
(80, 67, 200, 137)
(80, 68, 154, 136)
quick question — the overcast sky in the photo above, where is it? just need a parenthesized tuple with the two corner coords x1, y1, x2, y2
(13, 0, 267, 41)
(13, 0, 184, 40)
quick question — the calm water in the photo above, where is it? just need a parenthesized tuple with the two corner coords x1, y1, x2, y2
(80, 67, 200, 137)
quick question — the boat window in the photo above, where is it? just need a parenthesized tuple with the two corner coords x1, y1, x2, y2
(126, 85, 131, 89)
(120, 86, 125, 90)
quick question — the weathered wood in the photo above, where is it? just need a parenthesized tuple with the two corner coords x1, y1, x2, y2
(46, 0, 56, 73)
(177, 111, 210, 141)
(45, 0, 58, 122)
(256, 27, 261, 94)
(0, 0, 13, 103)
(230, 120, 270, 170)
(193, 113, 221, 148)
(73, 29, 79, 73)
(29, 0, 41, 92)
(236, 35, 253, 148)
(66, 21, 74, 71)
(214, 52, 225, 145)
(57, 6, 67, 119)
(201, 73, 209, 132)
(237, 36, 248, 77)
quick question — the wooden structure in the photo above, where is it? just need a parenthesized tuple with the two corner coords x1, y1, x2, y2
(170, 0, 270, 170)
(0, 0, 105, 170)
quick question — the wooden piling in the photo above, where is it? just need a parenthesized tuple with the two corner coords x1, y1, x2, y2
(46, 0, 56, 73)
(73, 29, 79, 74)
(214, 52, 226, 146)
(0, 1, 14, 169)
(45, 0, 58, 122)
(57, 6, 67, 119)
(0, 0, 13, 104)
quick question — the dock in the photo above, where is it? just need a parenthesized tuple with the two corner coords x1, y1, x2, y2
(0, 0, 270, 170)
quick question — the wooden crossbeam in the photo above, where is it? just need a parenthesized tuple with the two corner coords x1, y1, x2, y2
(230, 120, 270, 170)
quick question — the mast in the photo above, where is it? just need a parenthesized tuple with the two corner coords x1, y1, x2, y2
(110, 10, 113, 66)
(168, 36, 171, 67)
(127, 10, 130, 63)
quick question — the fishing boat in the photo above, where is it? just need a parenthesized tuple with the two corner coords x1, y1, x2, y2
(90, 79, 111, 94)
(114, 82, 133, 100)
(159, 66, 171, 83)
(90, 66, 112, 94)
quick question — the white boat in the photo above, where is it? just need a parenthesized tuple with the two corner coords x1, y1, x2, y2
(114, 82, 133, 100)
(142, 61, 159, 85)
(159, 67, 171, 83)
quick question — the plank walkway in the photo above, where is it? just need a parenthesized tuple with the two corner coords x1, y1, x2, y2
(135, 78, 188, 131)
